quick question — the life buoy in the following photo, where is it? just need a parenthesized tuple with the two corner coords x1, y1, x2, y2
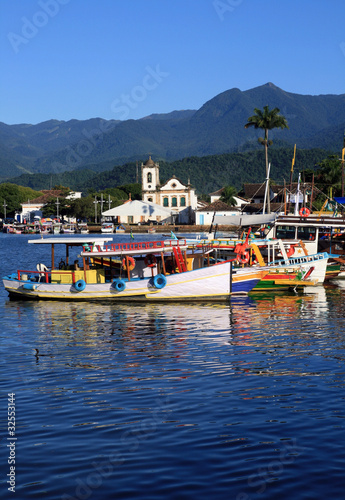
(237, 252, 250, 264)
(153, 274, 167, 289)
(74, 279, 86, 291)
(144, 254, 157, 268)
(122, 256, 135, 271)
(112, 278, 126, 292)
(299, 207, 310, 217)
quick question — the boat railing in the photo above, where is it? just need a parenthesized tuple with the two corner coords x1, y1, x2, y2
(83, 239, 188, 253)
(15, 268, 83, 284)
(270, 252, 328, 267)
(16, 269, 50, 283)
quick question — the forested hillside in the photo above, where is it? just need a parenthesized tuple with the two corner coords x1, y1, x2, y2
(0, 83, 344, 180)
(6, 147, 331, 195)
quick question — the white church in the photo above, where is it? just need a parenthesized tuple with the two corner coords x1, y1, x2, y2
(141, 156, 198, 224)
(102, 156, 198, 224)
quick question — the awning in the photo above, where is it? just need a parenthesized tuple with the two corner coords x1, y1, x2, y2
(334, 197, 345, 205)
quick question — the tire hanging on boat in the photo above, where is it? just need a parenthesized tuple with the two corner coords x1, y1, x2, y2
(153, 274, 167, 289)
(74, 279, 86, 291)
(112, 278, 126, 292)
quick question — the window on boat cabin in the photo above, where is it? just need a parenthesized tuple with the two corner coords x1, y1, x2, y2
(147, 172, 152, 183)
(180, 197, 186, 207)
(172, 197, 177, 207)
(297, 226, 316, 241)
(275, 225, 296, 239)
(163, 197, 169, 207)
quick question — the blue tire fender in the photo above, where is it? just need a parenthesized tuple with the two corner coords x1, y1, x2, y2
(112, 279, 126, 292)
(153, 274, 167, 289)
(75, 279, 86, 291)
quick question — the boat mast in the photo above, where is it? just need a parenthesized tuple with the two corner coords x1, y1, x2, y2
(263, 162, 271, 215)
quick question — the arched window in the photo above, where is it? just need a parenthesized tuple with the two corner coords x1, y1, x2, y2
(180, 197, 186, 207)
(147, 172, 152, 183)
(172, 197, 177, 207)
(163, 197, 169, 207)
(148, 197, 153, 202)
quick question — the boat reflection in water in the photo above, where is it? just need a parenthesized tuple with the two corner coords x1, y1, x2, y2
(5, 286, 337, 379)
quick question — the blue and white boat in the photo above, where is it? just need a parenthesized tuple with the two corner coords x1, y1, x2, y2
(2, 237, 264, 301)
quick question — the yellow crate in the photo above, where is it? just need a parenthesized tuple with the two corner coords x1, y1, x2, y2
(51, 269, 105, 284)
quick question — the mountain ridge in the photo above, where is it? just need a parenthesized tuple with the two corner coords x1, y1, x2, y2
(1, 82, 344, 181)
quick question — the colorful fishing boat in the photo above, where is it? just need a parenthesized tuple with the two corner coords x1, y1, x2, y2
(2, 237, 264, 301)
(187, 231, 330, 290)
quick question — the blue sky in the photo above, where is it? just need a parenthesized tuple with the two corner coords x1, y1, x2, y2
(1, 0, 345, 125)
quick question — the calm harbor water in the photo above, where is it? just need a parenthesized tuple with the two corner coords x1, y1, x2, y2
(0, 233, 345, 499)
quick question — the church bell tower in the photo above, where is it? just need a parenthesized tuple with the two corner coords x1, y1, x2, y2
(141, 156, 160, 203)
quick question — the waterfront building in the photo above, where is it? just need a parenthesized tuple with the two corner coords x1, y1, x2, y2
(141, 156, 198, 224)
(195, 200, 241, 226)
(102, 199, 172, 225)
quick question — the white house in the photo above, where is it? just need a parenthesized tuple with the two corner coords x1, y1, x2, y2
(17, 200, 44, 223)
(66, 191, 82, 200)
(209, 188, 249, 209)
(195, 200, 242, 226)
(141, 156, 198, 224)
(102, 200, 173, 225)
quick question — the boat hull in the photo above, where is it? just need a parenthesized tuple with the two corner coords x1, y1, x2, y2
(3, 262, 262, 302)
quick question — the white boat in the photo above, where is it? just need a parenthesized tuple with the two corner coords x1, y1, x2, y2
(101, 223, 114, 233)
(189, 234, 331, 289)
(2, 237, 265, 301)
(60, 223, 76, 234)
(77, 222, 89, 234)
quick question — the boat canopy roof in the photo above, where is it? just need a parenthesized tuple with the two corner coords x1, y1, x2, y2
(28, 237, 113, 246)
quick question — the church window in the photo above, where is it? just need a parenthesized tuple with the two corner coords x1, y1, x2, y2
(163, 197, 169, 207)
(180, 197, 186, 207)
(172, 197, 177, 207)
(147, 172, 152, 183)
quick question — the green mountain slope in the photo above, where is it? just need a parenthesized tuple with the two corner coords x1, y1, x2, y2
(6, 147, 331, 196)
(1, 83, 344, 180)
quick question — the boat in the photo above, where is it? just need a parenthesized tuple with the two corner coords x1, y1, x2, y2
(76, 222, 89, 234)
(188, 231, 330, 291)
(147, 226, 156, 234)
(266, 214, 345, 279)
(2, 237, 265, 301)
(60, 223, 76, 234)
(101, 222, 115, 233)
(115, 224, 126, 233)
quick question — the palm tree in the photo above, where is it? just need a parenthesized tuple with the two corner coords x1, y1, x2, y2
(220, 185, 237, 206)
(245, 106, 288, 212)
